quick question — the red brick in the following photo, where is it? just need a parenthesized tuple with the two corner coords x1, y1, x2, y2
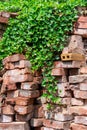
(15, 97, 34, 106)
(58, 83, 71, 97)
(4, 68, 32, 77)
(5, 98, 16, 105)
(71, 123, 87, 130)
(69, 75, 87, 83)
(7, 74, 33, 83)
(69, 106, 87, 115)
(16, 112, 33, 121)
(43, 119, 70, 129)
(21, 82, 39, 90)
(53, 61, 63, 68)
(34, 76, 42, 84)
(19, 90, 40, 98)
(2, 115, 13, 122)
(5, 60, 31, 70)
(75, 116, 87, 125)
(68, 35, 84, 54)
(73, 28, 87, 38)
(79, 83, 87, 90)
(14, 105, 33, 115)
(30, 118, 43, 127)
(41, 127, 54, 130)
(0, 122, 30, 130)
(1, 12, 10, 18)
(74, 90, 87, 99)
(44, 111, 54, 119)
(56, 76, 68, 83)
(80, 67, 87, 74)
(34, 105, 44, 118)
(51, 68, 66, 76)
(1, 83, 17, 93)
(71, 98, 84, 106)
(60, 98, 71, 105)
(0, 16, 8, 24)
(62, 61, 85, 68)
(54, 113, 73, 121)
(7, 90, 19, 98)
(3, 54, 26, 65)
(78, 16, 87, 22)
(2, 105, 14, 115)
(75, 22, 87, 29)
(62, 47, 69, 53)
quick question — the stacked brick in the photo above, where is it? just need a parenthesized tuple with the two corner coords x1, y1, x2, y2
(0, 12, 18, 39)
(43, 16, 87, 130)
(0, 54, 41, 130)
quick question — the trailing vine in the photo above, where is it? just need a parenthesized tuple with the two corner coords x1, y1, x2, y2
(0, 0, 87, 105)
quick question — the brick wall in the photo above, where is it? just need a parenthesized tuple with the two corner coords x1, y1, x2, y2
(0, 14, 87, 130)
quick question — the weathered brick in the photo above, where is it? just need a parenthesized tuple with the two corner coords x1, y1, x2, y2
(57, 83, 71, 97)
(73, 28, 87, 38)
(62, 47, 69, 53)
(1, 115, 13, 122)
(54, 113, 73, 121)
(79, 83, 87, 90)
(0, 122, 30, 130)
(74, 90, 87, 99)
(69, 75, 87, 83)
(0, 16, 8, 24)
(16, 112, 33, 121)
(3, 68, 32, 77)
(60, 98, 71, 105)
(44, 111, 54, 119)
(7, 90, 19, 98)
(75, 22, 87, 29)
(75, 116, 87, 125)
(80, 67, 87, 74)
(1, 83, 17, 93)
(34, 76, 43, 84)
(21, 82, 39, 90)
(78, 16, 87, 22)
(1, 12, 10, 18)
(69, 106, 87, 115)
(71, 98, 84, 106)
(34, 105, 44, 118)
(15, 97, 34, 106)
(7, 74, 33, 83)
(43, 119, 70, 130)
(68, 35, 84, 54)
(35, 97, 47, 104)
(71, 123, 87, 130)
(56, 76, 68, 83)
(19, 90, 40, 98)
(51, 68, 66, 76)
(30, 118, 43, 127)
(2, 105, 14, 115)
(34, 127, 44, 130)
(3, 54, 26, 65)
(41, 127, 54, 130)
(5, 60, 31, 69)
(53, 61, 63, 68)
(5, 98, 16, 105)
(62, 61, 85, 68)
(14, 105, 33, 115)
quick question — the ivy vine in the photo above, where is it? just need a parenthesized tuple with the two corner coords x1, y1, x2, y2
(0, 0, 87, 104)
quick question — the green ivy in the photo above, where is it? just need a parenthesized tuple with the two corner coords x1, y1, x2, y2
(0, 0, 87, 104)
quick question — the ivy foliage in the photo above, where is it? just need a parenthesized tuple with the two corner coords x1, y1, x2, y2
(0, 0, 87, 103)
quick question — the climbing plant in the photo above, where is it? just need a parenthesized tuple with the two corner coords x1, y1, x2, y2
(0, 0, 87, 105)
